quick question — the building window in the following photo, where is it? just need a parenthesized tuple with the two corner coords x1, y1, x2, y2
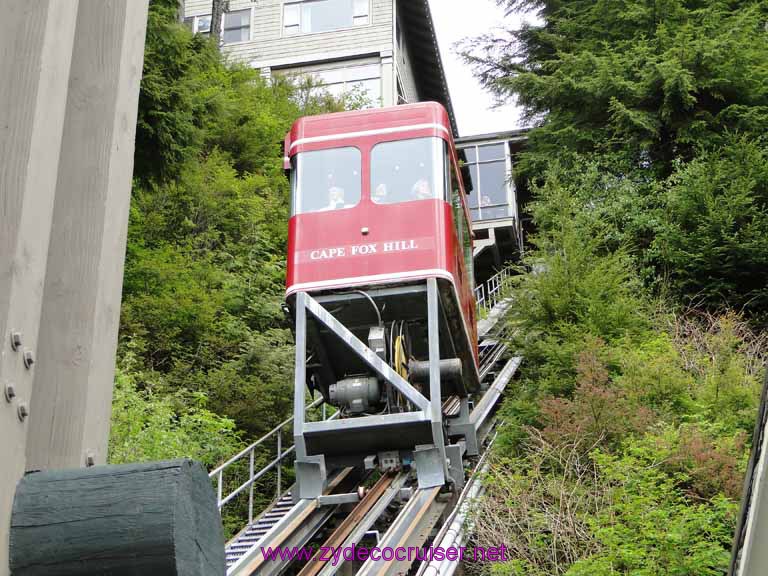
(307, 63, 381, 107)
(184, 10, 250, 44)
(223, 9, 251, 43)
(459, 141, 513, 222)
(283, 0, 370, 35)
(184, 14, 212, 36)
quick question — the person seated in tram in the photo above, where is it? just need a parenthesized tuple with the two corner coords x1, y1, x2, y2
(411, 177, 434, 200)
(320, 185, 346, 211)
(373, 183, 388, 203)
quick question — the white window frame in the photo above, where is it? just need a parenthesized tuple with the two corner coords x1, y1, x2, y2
(222, 8, 253, 45)
(307, 63, 382, 107)
(185, 8, 252, 45)
(458, 140, 515, 223)
(282, 0, 371, 37)
(185, 14, 212, 35)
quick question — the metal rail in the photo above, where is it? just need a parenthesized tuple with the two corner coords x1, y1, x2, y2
(209, 396, 339, 523)
(228, 468, 356, 576)
(417, 433, 497, 576)
(297, 473, 397, 576)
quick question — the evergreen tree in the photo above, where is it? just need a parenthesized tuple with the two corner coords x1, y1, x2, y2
(463, 0, 768, 315)
(464, 0, 768, 177)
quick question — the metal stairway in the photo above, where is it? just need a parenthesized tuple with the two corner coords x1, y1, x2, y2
(226, 491, 295, 569)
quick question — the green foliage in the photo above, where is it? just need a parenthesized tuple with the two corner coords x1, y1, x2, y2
(477, 159, 763, 573)
(109, 359, 243, 468)
(510, 165, 650, 342)
(656, 137, 768, 314)
(567, 440, 736, 576)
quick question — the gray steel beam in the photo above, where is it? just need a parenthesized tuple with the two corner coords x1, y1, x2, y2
(303, 411, 429, 434)
(471, 356, 522, 434)
(293, 292, 326, 499)
(426, 278, 449, 484)
(293, 292, 308, 453)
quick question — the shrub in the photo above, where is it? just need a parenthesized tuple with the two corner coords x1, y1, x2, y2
(109, 357, 243, 469)
(655, 138, 768, 315)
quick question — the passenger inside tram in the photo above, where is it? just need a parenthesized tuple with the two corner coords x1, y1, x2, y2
(411, 178, 433, 200)
(370, 137, 443, 205)
(320, 185, 346, 211)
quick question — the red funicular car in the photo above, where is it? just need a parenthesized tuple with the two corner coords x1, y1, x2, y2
(285, 102, 480, 496)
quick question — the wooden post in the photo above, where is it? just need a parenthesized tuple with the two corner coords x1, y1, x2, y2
(25, 0, 149, 471)
(10, 460, 225, 575)
(0, 3, 80, 575)
(0, 2, 148, 574)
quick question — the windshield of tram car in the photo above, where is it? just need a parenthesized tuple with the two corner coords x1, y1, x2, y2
(370, 137, 446, 205)
(291, 146, 361, 215)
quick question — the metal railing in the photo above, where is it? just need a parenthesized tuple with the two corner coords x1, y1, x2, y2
(475, 266, 512, 314)
(209, 396, 338, 524)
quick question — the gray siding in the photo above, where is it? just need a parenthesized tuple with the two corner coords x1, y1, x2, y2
(184, 0, 394, 68)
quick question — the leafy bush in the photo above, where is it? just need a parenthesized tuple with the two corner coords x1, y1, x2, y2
(656, 138, 768, 314)
(509, 172, 649, 343)
(567, 440, 736, 576)
(109, 359, 243, 468)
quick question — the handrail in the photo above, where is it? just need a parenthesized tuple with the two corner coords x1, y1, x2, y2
(209, 396, 337, 523)
(474, 266, 513, 314)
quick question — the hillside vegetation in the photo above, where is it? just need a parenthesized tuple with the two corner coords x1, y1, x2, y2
(112, 0, 768, 571)
(462, 0, 768, 573)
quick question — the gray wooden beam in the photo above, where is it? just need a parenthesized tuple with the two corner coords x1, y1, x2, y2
(0, 2, 148, 574)
(25, 0, 149, 472)
(10, 460, 225, 575)
(0, 3, 80, 575)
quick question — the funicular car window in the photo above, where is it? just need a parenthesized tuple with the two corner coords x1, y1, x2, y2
(370, 137, 446, 205)
(292, 147, 361, 215)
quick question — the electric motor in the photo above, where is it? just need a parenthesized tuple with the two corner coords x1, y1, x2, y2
(329, 376, 380, 415)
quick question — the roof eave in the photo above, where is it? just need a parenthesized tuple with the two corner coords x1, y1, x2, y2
(397, 0, 458, 137)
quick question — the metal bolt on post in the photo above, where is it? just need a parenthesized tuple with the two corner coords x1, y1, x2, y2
(4, 383, 16, 403)
(23, 349, 34, 369)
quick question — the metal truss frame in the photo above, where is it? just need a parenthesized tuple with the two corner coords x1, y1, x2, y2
(293, 278, 451, 498)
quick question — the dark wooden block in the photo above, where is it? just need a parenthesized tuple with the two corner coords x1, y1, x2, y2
(10, 459, 225, 576)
